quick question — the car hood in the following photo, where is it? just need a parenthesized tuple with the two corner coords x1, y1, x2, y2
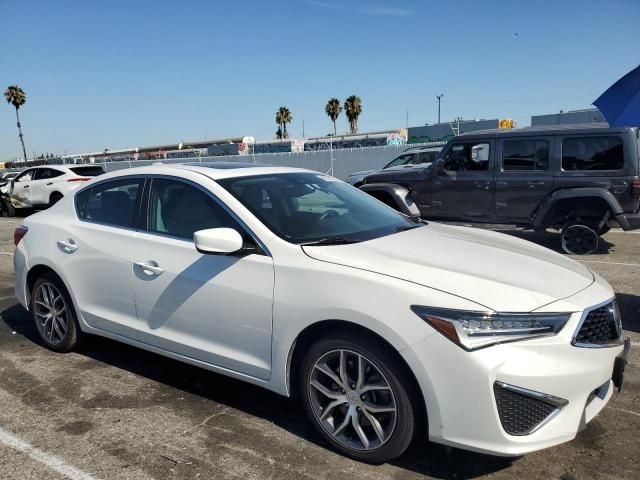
(350, 169, 376, 177)
(302, 223, 594, 312)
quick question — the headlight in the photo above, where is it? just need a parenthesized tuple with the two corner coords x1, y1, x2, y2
(411, 306, 571, 351)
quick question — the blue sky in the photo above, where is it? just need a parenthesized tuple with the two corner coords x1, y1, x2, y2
(1, 0, 639, 160)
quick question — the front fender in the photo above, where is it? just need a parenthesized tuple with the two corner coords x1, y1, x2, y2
(360, 183, 421, 217)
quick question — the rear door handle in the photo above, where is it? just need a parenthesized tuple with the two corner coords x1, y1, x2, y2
(23, 185, 29, 189)
(527, 181, 545, 188)
(57, 240, 78, 253)
(46, 182, 53, 186)
(135, 261, 164, 276)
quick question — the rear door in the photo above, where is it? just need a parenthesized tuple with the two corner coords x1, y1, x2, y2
(53, 177, 145, 338)
(494, 136, 554, 221)
(429, 140, 495, 218)
(31, 168, 66, 205)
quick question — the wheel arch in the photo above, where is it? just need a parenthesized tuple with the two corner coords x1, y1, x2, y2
(532, 188, 623, 230)
(286, 319, 428, 433)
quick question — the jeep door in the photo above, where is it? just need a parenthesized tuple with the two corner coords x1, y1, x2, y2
(494, 136, 554, 222)
(429, 140, 495, 218)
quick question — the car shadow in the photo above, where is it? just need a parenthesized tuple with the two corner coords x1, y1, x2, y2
(1, 302, 513, 479)
(492, 228, 615, 255)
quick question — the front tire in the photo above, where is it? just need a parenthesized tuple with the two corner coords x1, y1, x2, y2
(300, 332, 417, 463)
(30, 273, 82, 352)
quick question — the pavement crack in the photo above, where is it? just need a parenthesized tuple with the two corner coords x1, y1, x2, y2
(182, 406, 229, 435)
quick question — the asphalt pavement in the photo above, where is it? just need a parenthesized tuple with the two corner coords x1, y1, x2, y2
(0, 217, 638, 480)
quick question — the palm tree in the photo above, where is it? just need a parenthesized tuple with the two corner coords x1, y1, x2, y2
(325, 98, 342, 136)
(275, 106, 292, 139)
(344, 95, 362, 135)
(4, 85, 28, 160)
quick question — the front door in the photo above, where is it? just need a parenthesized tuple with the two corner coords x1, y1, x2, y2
(132, 177, 274, 380)
(495, 137, 554, 222)
(9, 168, 35, 207)
(429, 140, 495, 218)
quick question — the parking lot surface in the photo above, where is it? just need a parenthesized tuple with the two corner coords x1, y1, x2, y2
(0, 217, 638, 480)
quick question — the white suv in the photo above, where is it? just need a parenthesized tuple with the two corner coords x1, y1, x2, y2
(1, 165, 105, 215)
(13, 163, 629, 462)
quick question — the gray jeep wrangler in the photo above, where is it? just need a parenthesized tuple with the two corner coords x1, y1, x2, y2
(360, 124, 640, 254)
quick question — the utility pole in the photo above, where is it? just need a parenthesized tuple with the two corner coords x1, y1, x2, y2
(302, 119, 305, 138)
(436, 94, 444, 124)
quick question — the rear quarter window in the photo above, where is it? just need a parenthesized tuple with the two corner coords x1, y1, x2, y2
(75, 188, 91, 219)
(561, 136, 624, 171)
(70, 166, 105, 177)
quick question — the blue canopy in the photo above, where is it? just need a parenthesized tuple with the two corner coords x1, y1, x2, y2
(593, 64, 640, 127)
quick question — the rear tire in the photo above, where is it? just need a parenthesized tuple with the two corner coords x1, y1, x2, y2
(561, 222, 599, 255)
(30, 272, 82, 352)
(299, 332, 418, 463)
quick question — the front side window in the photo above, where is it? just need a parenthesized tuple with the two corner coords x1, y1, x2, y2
(443, 142, 490, 171)
(219, 172, 418, 244)
(84, 179, 143, 228)
(384, 154, 413, 169)
(502, 140, 549, 171)
(417, 151, 438, 164)
(562, 136, 624, 171)
(148, 179, 239, 240)
(14, 170, 34, 182)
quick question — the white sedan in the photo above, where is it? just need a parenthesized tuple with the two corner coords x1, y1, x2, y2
(13, 162, 628, 462)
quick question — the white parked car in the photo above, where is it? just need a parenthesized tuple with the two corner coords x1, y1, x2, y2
(2, 165, 105, 215)
(13, 163, 628, 462)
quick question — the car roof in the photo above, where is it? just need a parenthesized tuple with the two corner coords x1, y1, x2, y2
(86, 163, 316, 182)
(457, 123, 636, 139)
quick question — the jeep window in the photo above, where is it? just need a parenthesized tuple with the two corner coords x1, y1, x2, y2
(443, 142, 490, 171)
(562, 136, 624, 171)
(503, 140, 549, 171)
(384, 154, 414, 169)
(417, 151, 439, 164)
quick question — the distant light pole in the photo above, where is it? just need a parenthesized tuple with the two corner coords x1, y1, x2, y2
(436, 94, 444, 124)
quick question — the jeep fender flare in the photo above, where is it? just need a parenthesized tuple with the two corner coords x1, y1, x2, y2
(531, 187, 624, 229)
(359, 183, 421, 217)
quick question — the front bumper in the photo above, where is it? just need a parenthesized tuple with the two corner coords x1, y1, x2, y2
(401, 290, 626, 456)
(615, 212, 640, 231)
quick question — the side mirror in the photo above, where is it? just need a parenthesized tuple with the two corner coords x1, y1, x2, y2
(194, 228, 243, 255)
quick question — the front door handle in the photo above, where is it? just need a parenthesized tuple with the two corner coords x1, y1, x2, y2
(46, 182, 53, 186)
(57, 240, 78, 253)
(23, 185, 29, 189)
(135, 261, 164, 276)
(527, 181, 545, 188)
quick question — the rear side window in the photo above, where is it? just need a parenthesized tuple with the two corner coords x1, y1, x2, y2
(417, 151, 438, 164)
(562, 136, 624, 171)
(83, 179, 144, 228)
(75, 188, 91, 218)
(35, 168, 65, 180)
(70, 166, 105, 177)
(502, 140, 549, 171)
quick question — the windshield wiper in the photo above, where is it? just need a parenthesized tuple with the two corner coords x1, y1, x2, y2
(394, 224, 422, 233)
(299, 236, 359, 246)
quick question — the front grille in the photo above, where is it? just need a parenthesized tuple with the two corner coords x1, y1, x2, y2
(493, 383, 561, 436)
(575, 302, 620, 345)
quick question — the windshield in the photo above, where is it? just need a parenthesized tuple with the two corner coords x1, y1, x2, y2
(383, 154, 414, 169)
(218, 172, 420, 244)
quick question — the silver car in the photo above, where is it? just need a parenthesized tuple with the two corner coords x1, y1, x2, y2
(347, 146, 442, 186)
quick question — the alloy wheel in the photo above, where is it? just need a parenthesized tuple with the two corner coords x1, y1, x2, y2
(34, 282, 68, 345)
(561, 224, 598, 255)
(308, 349, 397, 451)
